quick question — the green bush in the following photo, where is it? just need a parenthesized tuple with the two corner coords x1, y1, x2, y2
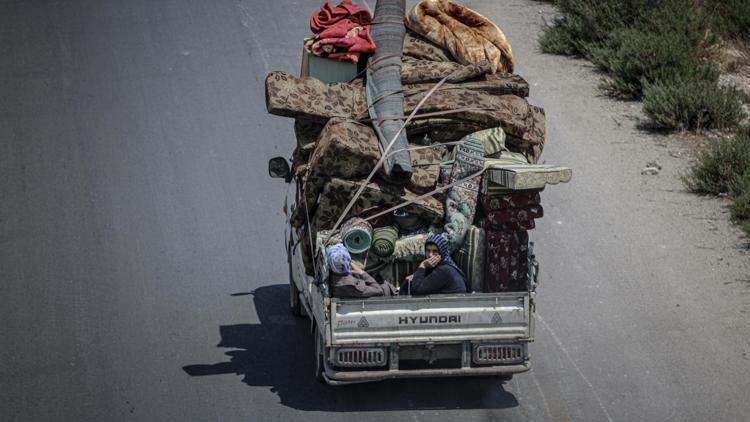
(540, 0, 745, 132)
(587, 28, 711, 98)
(702, 0, 750, 38)
(642, 73, 745, 131)
(539, 0, 655, 55)
(684, 127, 750, 234)
(730, 170, 750, 232)
(539, 23, 579, 55)
(683, 126, 750, 194)
(542, 0, 750, 233)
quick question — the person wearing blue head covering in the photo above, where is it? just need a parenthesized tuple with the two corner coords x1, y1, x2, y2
(402, 233, 467, 295)
(326, 243, 393, 298)
(326, 243, 352, 276)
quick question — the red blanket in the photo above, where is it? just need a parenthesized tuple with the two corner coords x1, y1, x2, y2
(484, 205, 544, 226)
(485, 230, 529, 292)
(311, 0, 372, 32)
(308, 0, 376, 63)
(480, 192, 541, 211)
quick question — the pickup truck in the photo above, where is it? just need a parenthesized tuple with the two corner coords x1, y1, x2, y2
(269, 157, 539, 385)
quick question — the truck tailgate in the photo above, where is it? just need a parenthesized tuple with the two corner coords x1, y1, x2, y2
(331, 293, 531, 345)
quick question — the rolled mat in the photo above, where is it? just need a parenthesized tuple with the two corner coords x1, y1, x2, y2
(443, 137, 485, 252)
(366, 0, 412, 183)
(341, 217, 373, 254)
(371, 226, 399, 257)
(392, 233, 429, 261)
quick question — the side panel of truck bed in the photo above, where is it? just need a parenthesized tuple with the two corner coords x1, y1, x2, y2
(331, 294, 531, 345)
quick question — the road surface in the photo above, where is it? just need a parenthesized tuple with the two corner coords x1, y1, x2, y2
(2, 0, 749, 420)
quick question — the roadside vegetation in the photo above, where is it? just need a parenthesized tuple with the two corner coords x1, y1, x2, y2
(683, 127, 750, 233)
(539, 0, 750, 235)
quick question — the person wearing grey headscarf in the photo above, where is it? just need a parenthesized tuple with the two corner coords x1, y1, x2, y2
(326, 243, 393, 298)
(402, 233, 467, 295)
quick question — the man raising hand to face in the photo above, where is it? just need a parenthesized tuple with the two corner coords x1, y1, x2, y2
(402, 234, 467, 295)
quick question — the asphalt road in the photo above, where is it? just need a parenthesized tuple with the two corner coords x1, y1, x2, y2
(2, 0, 749, 421)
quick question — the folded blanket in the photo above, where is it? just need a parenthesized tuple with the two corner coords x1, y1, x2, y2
(403, 30, 453, 62)
(311, 0, 372, 33)
(309, 177, 444, 230)
(405, 0, 514, 73)
(306, 25, 376, 63)
(465, 127, 507, 157)
(308, 0, 376, 63)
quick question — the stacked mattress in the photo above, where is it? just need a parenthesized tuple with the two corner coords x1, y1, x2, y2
(265, 0, 571, 291)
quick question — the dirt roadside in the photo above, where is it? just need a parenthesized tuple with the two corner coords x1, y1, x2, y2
(523, 0, 750, 277)
(484, 0, 750, 359)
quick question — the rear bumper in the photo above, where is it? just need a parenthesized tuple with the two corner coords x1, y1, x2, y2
(322, 360, 530, 385)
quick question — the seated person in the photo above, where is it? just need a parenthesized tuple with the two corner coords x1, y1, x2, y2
(402, 234, 467, 295)
(326, 243, 392, 298)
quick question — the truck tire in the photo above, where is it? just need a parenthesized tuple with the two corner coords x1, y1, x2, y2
(313, 331, 325, 382)
(288, 257, 302, 317)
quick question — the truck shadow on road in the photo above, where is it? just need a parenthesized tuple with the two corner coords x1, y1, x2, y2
(183, 284, 519, 412)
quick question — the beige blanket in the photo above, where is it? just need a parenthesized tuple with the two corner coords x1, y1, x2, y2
(405, 0, 514, 74)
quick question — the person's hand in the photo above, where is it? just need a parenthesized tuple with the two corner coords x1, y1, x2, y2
(420, 255, 441, 269)
(405, 274, 414, 283)
(350, 262, 364, 274)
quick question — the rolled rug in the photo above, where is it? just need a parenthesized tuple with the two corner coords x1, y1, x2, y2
(371, 226, 399, 258)
(438, 161, 453, 187)
(392, 233, 429, 261)
(341, 217, 373, 254)
(366, 0, 412, 183)
(443, 137, 485, 252)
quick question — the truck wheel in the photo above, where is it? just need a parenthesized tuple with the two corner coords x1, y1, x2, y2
(313, 332, 325, 382)
(288, 258, 302, 317)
